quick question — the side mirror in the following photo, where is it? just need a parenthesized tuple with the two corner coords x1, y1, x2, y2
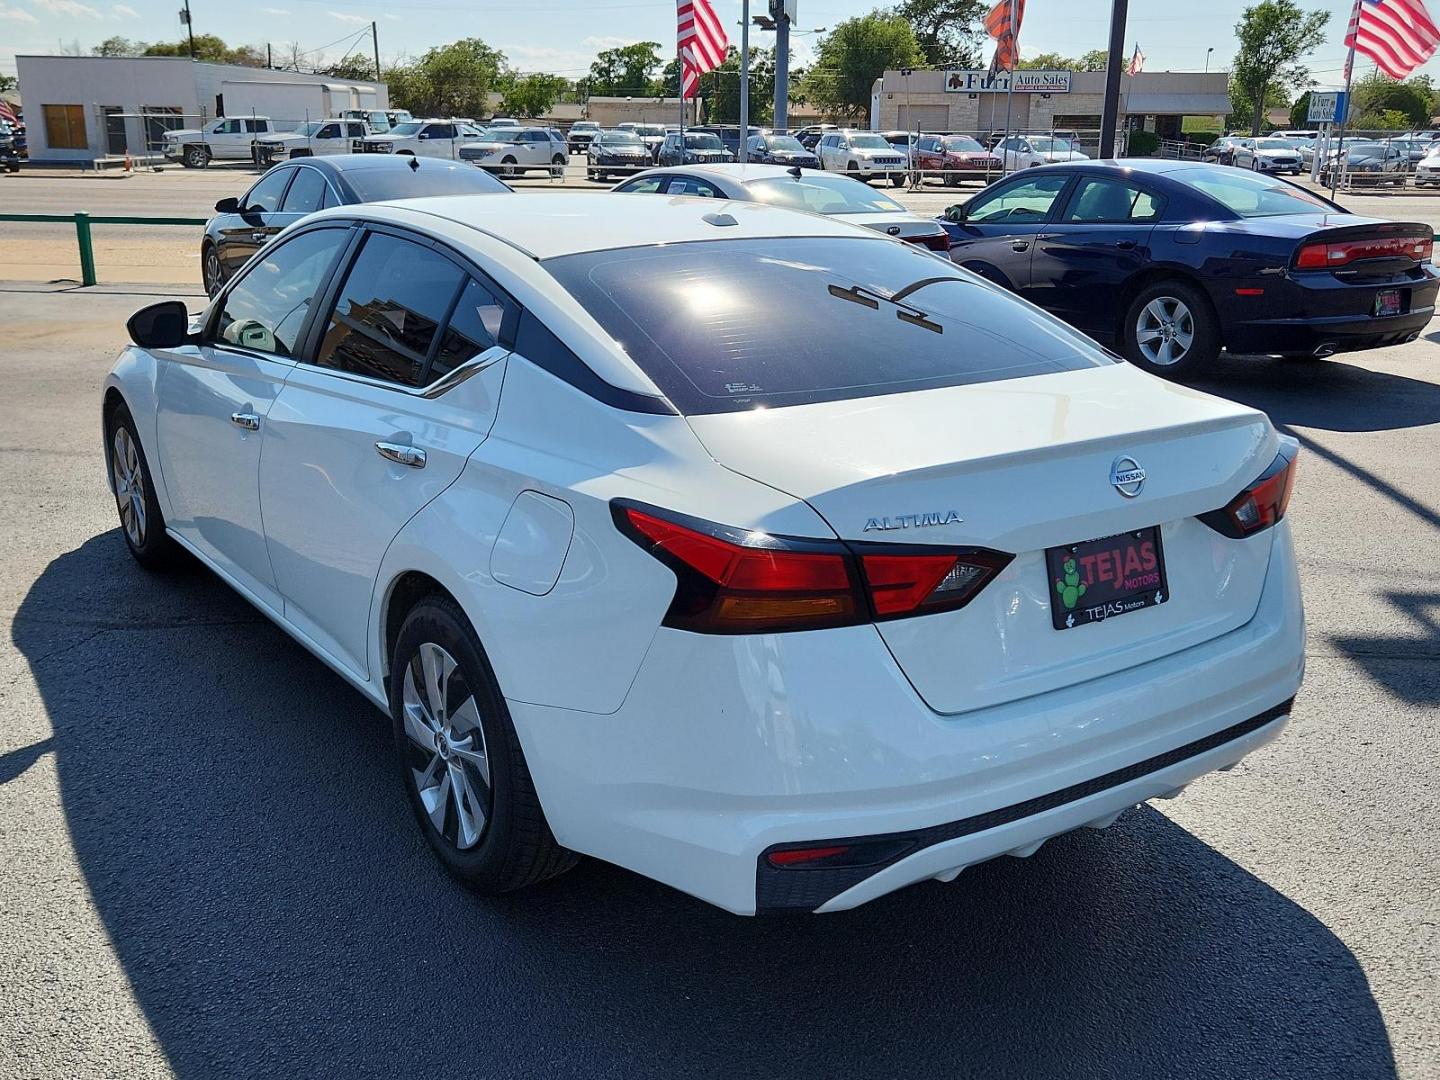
(214, 196, 239, 214)
(417, 133, 430, 140)
(944, 203, 968, 223)
(127, 300, 193, 349)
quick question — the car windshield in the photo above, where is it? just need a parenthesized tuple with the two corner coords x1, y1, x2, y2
(633, 125, 666, 137)
(1256, 139, 1293, 150)
(848, 133, 890, 149)
(483, 131, 523, 143)
(344, 161, 512, 201)
(1346, 143, 1384, 158)
(574, 122, 599, 130)
(685, 134, 723, 149)
(544, 237, 1111, 414)
(765, 135, 807, 152)
(1171, 166, 1333, 217)
(745, 174, 906, 215)
(943, 136, 985, 152)
(1028, 137, 1073, 152)
(389, 122, 424, 137)
(599, 132, 643, 145)
(293, 122, 324, 137)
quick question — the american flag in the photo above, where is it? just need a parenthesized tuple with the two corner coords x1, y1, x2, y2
(1345, 0, 1440, 80)
(1127, 43, 1145, 76)
(0, 99, 18, 127)
(985, 0, 1025, 76)
(678, 0, 729, 100)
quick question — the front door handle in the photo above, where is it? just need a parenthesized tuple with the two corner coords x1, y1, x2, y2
(251, 231, 268, 243)
(1115, 239, 1136, 250)
(230, 412, 260, 431)
(375, 441, 427, 469)
(1011, 239, 1030, 252)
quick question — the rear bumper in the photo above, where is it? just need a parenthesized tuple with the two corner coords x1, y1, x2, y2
(1222, 265, 1439, 355)
(512, 521, 1305, 915)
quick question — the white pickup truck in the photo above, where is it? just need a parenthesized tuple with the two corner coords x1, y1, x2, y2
(253, 119, 370, 164)
(163, 116, 273, 168)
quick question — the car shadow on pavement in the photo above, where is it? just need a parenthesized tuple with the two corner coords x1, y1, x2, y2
(1191, 353, 1440, 434)
(1331, 590, 1440, 705)
(13, 534, 1399, 1080)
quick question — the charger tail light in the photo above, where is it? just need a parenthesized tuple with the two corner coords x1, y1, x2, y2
(1294, 232, 1432, 269)
(615, 504, 1012, 634)
(1200, 437, 1299, 538)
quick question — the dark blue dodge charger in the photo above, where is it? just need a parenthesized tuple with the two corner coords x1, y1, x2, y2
(939, 160, 1438, 377)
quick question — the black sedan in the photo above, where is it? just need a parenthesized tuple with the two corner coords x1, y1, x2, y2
(938, 160, 1437, 377)
(744, 132, 820, 168)
(200, 154, 510, 297)
(1318, 142, 1408, 187)
(656, 131, 734, 167)
(586, 130, 653, 181)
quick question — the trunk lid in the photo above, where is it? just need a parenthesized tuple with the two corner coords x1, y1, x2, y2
(839, 210, 948, 242)
(685, 364, 1278, 714)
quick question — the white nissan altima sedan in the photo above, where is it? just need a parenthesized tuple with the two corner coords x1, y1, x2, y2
(103, 193, 1305, 915)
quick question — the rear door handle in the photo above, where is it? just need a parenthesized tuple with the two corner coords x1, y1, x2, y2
(1011, 239, 1030, 252)
(1115, 239, 1137, 250)
(251, 232, 268, 243)
(230, 412, 260, 431)
(375, 441, 427, 469)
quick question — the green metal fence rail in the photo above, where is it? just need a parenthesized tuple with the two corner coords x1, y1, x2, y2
(0, 212, 207, 288)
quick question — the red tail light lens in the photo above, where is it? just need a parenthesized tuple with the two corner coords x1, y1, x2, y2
(1199, 437, 1299, 538)
(1294, 233, 1431, 269)
(615, 503, 1012, 633)
(912, 233, 952, 253)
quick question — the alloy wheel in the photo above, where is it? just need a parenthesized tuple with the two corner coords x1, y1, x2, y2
(202, 247, 223, 297)
(111, 426, 146, 546)
(1134, 296, 1195, 367)
(401, 642, 492, 851)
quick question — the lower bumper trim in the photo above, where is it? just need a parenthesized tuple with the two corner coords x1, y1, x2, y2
(755, 697, 1295, 914)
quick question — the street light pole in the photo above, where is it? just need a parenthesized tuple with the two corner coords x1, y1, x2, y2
(1205, 47, 1214, 73)
(180, 0, 196, 60)
(739, 0, 750, 162)
(774, 2, 790, 130)
(1098, 0, 1129, 160)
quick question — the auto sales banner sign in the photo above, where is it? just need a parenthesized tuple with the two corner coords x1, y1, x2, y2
(944, 69, 1072, 93)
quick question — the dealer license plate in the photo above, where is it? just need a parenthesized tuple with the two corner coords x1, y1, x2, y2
(1046, 527, 1169, 631)
(1374, 289, 1402, 317)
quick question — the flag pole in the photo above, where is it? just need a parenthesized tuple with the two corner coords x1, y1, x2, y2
(1330, 41, 1356, 199)
(678, 41, 686, 138)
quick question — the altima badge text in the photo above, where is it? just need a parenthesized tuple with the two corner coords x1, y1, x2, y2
(863, 510, 964, 532)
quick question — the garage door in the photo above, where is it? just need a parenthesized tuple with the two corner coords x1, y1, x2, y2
(896, 105, 951, 132)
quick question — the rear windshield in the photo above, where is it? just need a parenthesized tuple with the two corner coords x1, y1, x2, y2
(745, 174, 905, 215)
(1169, 166, 1331, 217)
(347, 162, 511, 201)
(544, 237, 1112, 414)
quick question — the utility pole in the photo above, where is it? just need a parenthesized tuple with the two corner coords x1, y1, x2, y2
(739, 0, 750, 162)
(180, 0, 196, 60)
(773, 0, 790, 130)
(371, 21, 381, 82)
(1098, 0, 1129, 160)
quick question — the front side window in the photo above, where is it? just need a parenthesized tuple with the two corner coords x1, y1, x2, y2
(1062, 178, 1164, 223)
(314, 232, 465, 386)
(242, 168, 294, 213)
(544, 236, 1112, 414)
(317, 123, 340, 139)
(424, 124, 456, 140)
(213, 228, 348, 357)
(215, 119, 241, 135)
(966, 174, 1070, 223)
(281, 168, 329, 214)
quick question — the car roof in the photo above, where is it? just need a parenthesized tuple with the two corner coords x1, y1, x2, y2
(282, 153, 473, 175)
(347, 191, 881, 259)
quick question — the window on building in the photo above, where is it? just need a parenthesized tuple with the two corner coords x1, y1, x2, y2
(143, 106, 183, 152)
(43, 104, 87, 150)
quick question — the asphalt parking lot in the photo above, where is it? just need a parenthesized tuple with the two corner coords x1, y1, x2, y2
(1, 174, 1438, 1078)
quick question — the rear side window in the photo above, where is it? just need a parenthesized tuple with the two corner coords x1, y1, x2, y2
(1062, 177, 1164, 223)
(544, 236, 1112, 414)
(315, 232, 465, 386)
(431, 279, 507, 378)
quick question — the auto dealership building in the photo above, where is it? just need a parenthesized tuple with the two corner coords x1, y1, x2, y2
(872, 68, 1231, 150)
(14, 55, 387, 163)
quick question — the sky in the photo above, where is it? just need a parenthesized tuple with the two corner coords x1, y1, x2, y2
(0, 0, 1428, 91)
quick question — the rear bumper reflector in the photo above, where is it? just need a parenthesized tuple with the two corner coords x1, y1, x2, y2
(755, 698, 1295, 914)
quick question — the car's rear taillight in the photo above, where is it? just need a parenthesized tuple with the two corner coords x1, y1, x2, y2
(1294, 233, 1431, 269)
(1199, 437, 1299, 538)
(615, 504, 1011, 633)
(911, 233, 952, 253)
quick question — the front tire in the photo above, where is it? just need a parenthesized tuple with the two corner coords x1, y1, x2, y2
(390, 594, 577, 895)
(183, 144, 209, 169)
(550, 153, 566, 178)
(106, 403, 176, 569)
(890, 172, 905, 187)
(1122, 279, 1219, 379)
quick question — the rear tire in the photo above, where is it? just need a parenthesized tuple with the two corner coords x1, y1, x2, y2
(500, 156, 519, 179)
(1121, 279, 1220, 379)
(201, 241, 226, 298)
(106, 403, 177, 570)
(390, 593, 577, 895)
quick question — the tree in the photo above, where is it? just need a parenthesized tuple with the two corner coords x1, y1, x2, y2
(1019, 50, 1107, 71)
(1076, 49, 1109, 71)
(386, 38, 508, 119)
(500, 73, 569, 118)
(143, 34, 265, 67)
(1289, 91, 1312, 127)
(702, 46, 777, 124)
(892, 0, 985, 68)
(92, 36, 143, 57)
(320, 55, 379, 81)
(1351, 72, 1433, 127)
(1230, 0, 1329, 136)
(801, 14, 925, 120)
(584, 41, 663, 97)
(1228, 78, 1289, 131)
(0, 73, 15, 95)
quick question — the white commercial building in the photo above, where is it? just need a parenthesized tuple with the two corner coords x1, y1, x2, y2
(15, 55, 387, 162)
